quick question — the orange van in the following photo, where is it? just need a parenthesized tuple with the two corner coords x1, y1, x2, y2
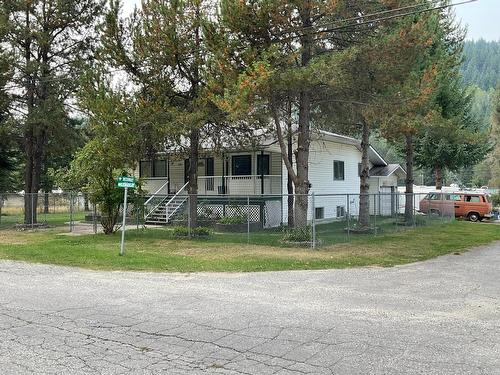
(419, 192, 493, 222)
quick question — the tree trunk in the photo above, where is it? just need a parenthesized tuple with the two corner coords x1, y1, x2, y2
(358, 122, 371, 228)
(293, 4, 312, 229)
(188, 129, 199, 229)
(404, 134, 415, 225)
(84, 193, 90, 211)
(286, 100, 294, 228)
(44, 190, 49, 214)
(23, 4, 35, 225)
(435, 166, 443, 190)
(294, 90, 311, 228)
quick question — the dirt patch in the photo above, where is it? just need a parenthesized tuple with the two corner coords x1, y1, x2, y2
(0, 231, 29, 245)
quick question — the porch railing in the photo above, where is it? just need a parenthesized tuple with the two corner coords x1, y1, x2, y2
(197, 175, 282, 195)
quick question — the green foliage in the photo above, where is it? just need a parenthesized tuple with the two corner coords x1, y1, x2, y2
(282, 226, 312, 243)
(460, 40, 500, 91)
(172, 226, 212, 238)
(488, 87, 500, 188)
(0, 121, 20, 192)
(490, 192, 500, 208)
(0, 28, 17, 192)
(218, 215, 247, 225)
(68, 71, 140, 234)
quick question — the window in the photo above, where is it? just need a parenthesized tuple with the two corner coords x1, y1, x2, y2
(427, 193, 441, 200)
(465, 195, 481, 203)
(445, 194, 461, 201)
(153, 160, 167, 177)
(139, 160, 152, 178)
(336, 206, 345, 217)
(232, 155, 252, 176)
(257, 154, 270, 175)
(315, 207, 324, 220)
(334, 160, 345, 181)
(139, 160, 168, 178)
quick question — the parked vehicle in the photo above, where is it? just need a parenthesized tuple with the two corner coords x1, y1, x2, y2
(419, 192, 493, 222)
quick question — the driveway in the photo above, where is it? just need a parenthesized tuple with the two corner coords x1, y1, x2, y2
(0, 243, 499, 375)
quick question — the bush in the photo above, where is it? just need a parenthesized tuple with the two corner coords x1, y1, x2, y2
(282, 226, 312, 242)
(491, 192, 500, 209)
(218, 215, 247, 225)
(172, 226, 212, 238)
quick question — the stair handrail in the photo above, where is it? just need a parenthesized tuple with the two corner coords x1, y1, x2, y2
(144, 180, 169, 206)
(164, 181, 189, 209)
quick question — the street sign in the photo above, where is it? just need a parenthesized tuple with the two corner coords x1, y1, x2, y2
(117, 176, 136, 189)
(116, 176, 136, 256)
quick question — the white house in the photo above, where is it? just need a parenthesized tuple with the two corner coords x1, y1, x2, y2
(135, 130, 406, 225)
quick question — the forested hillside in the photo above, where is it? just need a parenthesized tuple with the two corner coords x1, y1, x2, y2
(461, 39, 500, 90)
(457, 39, 500, 187)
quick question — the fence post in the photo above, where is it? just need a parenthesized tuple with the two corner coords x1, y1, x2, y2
(31, 193, 34, 229)
(69, 192, 73, 232)
(247, 196, 250, 244)
(93, 203, 97, 234)
(311, 192, 316, 250)
(136, 196, 140, 230)
(346, 194, 350, 240)
(44, 194, 47, 223)
(413, 193, 416, 228)
(374, 193, 377, 235)
(0, 194, 2, 225)
(187, 195, 191, 238)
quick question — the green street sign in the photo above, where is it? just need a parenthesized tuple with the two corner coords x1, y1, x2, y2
(117, 176, 136, 188)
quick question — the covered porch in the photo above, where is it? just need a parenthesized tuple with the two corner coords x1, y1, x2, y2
(137, 150, 283, 196)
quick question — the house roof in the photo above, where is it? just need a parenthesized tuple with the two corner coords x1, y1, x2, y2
(369, 164, 406, 178)
(315, 130, 387, 167)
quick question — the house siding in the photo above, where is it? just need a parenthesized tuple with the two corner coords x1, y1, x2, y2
(280, 139, 363, 222)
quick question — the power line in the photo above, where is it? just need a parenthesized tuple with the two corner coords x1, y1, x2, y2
(285, 0, 478, 42)
(4, 0, 478, 92)
(278, 1, 430, 36)
(282, 0, 476, 37)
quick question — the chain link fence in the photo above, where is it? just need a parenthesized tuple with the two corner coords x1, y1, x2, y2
(0, 193, 87, 232)
(0, 192, 147, 233)
(1, 192, 457, 246)
(144, 192, 455, 248)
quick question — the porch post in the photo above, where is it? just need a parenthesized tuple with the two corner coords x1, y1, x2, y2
(167, 155, 171, 194)
(260, 150, 264, 195)
(222, 152, 225, 194)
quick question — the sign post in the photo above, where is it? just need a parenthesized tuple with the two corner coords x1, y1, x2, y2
(117, 176, 136, 256)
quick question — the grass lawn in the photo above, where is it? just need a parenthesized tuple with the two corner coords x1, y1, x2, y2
(0, 221, 498, 272)
(0, 212, 86, 230)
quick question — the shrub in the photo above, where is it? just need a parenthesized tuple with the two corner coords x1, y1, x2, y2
(490, 192, 500, 209)
(282, 226, 312, 242)
(172, 226, 212, 238)
(218, 215, 247, 225)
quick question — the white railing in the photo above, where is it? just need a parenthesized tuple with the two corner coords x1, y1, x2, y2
(197, 175, 282, 195)
(144, 180, 170, 221)
(165, 182, 189, 222)
(144, 180, 169, 206)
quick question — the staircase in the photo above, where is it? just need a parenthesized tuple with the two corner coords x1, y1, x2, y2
(144, 182, 188, 225)
(144, 195, 187, 225)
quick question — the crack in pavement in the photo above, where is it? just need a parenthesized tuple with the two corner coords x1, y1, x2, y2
(1, 243, 500, 374)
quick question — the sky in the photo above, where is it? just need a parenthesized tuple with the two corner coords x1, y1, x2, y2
(122, 0, 500, 41)
(454, 0, 500, 41)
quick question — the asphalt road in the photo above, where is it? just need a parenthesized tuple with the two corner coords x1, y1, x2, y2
(0, 243, 499, 375)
